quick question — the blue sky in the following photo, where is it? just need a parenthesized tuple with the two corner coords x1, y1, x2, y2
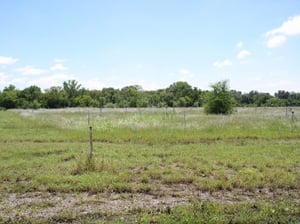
(0, 0, 300, 94)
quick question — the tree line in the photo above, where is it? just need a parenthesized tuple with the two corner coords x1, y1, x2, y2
(0, 80, 300, 110)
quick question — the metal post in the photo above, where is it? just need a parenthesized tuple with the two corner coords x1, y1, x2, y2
(89, 126, 94, 159)
(183, 110, 186, 129)
(165, 106, 168, 119)
(99, 107, 102, 117)
(291, 111, 295, 132)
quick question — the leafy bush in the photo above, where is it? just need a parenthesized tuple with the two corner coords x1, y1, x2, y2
(204, 80, 235, 114)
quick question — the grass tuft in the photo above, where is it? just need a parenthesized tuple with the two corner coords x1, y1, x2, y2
(73, 156, 97, 174)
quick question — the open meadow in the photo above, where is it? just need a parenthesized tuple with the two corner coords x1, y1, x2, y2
(0, 107, 299, 223)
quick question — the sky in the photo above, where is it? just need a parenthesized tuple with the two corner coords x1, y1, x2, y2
(0, 0, 300, 94)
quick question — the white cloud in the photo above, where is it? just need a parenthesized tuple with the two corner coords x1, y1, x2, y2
(139, 81, 165, 90)
(0, 56, 18, 66)
(236, 41, 243, 48)
(81, 79, 105, 90)
(266, 15, 300, 37)
(213, 59, 233, 68)
(10, 77, 27, 86)
(266, 35, 286, 48)
(179, 68, 190, 75)
(266, 80, 299, 91)
(14, 65, 48, 76)
(265, 15, 300, 48)
(178, 68, 194, 81)
(166, 69, 195, 82)
(29, 73, 75, 89)
(0, 72, 8, 82)
(237, 50, 251, 60)
(50, 63, 68, 71)
(81, 77, 164, 91)
(0, 71, 75, 90)
(260, 79, 299, 94)
(120, 79, 166, 90)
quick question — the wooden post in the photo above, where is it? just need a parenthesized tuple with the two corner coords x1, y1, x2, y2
(89, 126, 94, 159)
(88, 111, 90, 126)
(291, 111, 295, 132)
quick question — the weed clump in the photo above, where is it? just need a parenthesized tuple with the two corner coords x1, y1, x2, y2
(72, 154, 115, 175)
(72, 156, 96, 175)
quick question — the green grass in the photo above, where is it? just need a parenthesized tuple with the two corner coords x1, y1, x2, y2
(0, 108, 299, 223)
(1, 140, 299, 194)
(135, 200, 299, 224)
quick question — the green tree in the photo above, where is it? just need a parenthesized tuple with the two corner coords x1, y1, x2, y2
(0, 85, 19, 109)
(275, 90, 290, 99)
(119, 85, 141, 107)
(146, 90, 161, 107)
(157, 89, 168, 107)
(18, 85, 42, 109)
(63, 80, 82, 106)
(254, 92, 272, 106)
(230, 90, 243, 106)
(101, 87, 119, 106)
(204, 80, 235, 114)
(136, 91, 149, 108)
(265, 97, 287, 107)
(75, 95, 97, 107)
(43, 86, 68, 108)
(165, 81, 194, 107)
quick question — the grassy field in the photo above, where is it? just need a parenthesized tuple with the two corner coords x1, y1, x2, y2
(0, 107, 299, 223)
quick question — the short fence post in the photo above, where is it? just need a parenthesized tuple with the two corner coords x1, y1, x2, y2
(89, 126, 94, 159)
(99, 107, 102, 117)
(183, 110, 187, 129)
(165, 106, 168, 119)
(291, 111, 295, 132)
(88, 111, 90, 126)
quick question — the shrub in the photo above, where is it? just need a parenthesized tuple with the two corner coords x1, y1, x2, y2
(204, 80, 235, 114)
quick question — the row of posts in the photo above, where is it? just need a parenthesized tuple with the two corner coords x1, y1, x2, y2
(87, 107, 296, 156)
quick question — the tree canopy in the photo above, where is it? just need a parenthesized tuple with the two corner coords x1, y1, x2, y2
(0, 80, 300, 110)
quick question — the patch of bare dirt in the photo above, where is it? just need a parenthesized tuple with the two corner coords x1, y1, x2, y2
(0, 187, 299, 221)
(0, 191, 187, 221)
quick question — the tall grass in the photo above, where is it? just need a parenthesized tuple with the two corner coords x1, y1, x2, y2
(7, 107, 299, 144)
